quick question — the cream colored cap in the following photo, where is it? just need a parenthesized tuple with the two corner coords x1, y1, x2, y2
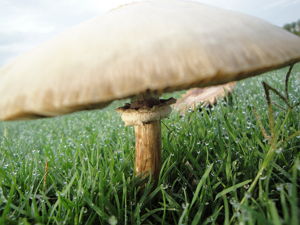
(1, 0, 300, 120)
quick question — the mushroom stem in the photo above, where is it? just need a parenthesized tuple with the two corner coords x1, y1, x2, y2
(116, 96, 175, 181)
(135, 120, 161, 179)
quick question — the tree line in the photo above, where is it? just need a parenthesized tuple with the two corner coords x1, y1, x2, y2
(283, 19, 300, 36)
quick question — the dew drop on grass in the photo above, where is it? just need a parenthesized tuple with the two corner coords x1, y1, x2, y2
(181, 203, 189, 209)
(243, 184, 249, 189)
(276, 184, 284, 191)
(108, 215, 118, 225)
(260, 176, 267, 180)
(83, 207, 88, 213)
(161, 184, 169, 190)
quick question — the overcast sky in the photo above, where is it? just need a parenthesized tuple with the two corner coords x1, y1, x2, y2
(0, 0, 299, 66)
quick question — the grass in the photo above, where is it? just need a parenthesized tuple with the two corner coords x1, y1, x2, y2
(0, 64, 299, 224)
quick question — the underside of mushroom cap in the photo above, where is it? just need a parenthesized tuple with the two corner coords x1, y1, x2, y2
(116, 98, 175, 126)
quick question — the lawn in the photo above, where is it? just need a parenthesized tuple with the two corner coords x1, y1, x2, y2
(0, 64, 299, 224)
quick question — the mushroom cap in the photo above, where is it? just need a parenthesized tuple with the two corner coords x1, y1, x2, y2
(1, 0, 300, 120)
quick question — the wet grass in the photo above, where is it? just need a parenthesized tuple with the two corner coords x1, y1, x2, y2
(0, 64, 299, 224)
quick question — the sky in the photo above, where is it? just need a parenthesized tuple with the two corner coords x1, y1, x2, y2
(0, 0, 299, 66)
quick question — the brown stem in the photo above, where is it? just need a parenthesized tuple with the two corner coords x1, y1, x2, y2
(116, 95, 175, 182)
(134, 121, 161, 179)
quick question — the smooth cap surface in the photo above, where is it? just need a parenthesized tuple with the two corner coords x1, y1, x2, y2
(1, 0, 300, 120)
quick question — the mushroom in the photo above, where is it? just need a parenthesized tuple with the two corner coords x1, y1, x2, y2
(0, 0, 300, 181)
(173, 82, 236, 114)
